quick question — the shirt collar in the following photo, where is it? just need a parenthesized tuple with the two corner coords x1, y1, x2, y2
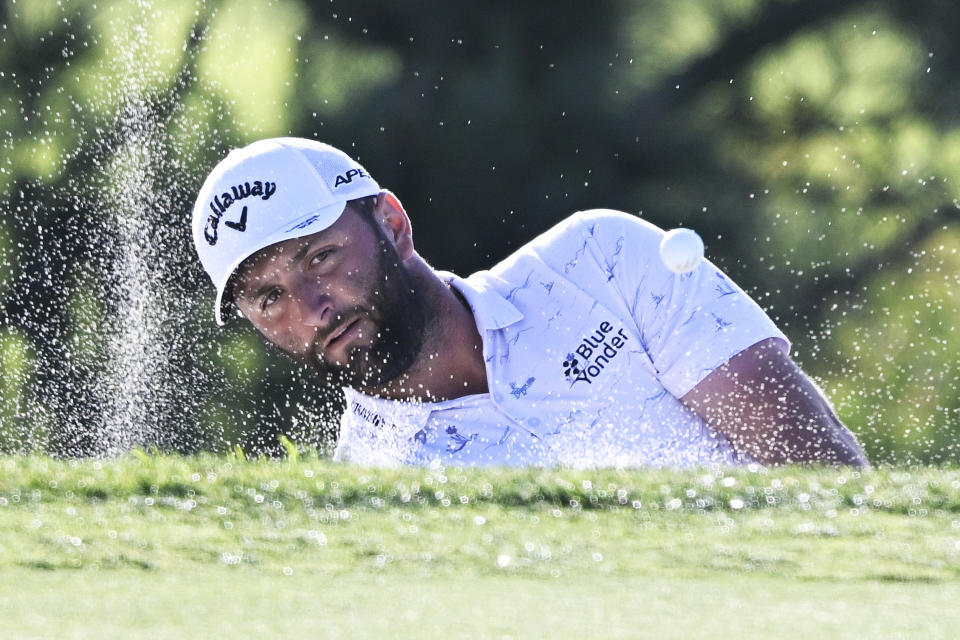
(436, 270, 524, 332)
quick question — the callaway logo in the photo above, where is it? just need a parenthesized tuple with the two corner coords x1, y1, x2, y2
(333, 168, 370, 188)
(204, 180, 277, 246)
(562, 320, 630, 385)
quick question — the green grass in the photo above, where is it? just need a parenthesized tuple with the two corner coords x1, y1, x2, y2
(1, 454, 959, 638)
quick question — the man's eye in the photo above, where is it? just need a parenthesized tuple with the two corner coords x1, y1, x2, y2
(262, 289, 281, 310)
(310, 249, 332, 265)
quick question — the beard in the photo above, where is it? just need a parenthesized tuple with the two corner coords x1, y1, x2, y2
(307, 237, 429, 389)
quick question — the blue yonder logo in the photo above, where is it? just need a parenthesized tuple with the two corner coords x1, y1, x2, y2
(562, 320, 630, 385)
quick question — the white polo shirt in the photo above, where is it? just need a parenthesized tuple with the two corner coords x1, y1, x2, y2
(333, 209, 789, 468)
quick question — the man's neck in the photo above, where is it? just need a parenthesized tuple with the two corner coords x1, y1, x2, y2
(362, 268, 489, 402)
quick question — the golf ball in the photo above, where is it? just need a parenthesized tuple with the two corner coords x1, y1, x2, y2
(659, 228, 704, 273)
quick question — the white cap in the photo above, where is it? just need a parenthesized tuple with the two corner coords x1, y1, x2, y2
(192, 138, 380, 325)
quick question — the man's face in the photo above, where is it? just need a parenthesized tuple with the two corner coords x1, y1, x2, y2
(231, 207, 427, 388)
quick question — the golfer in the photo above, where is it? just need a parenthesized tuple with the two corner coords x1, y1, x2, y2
(192, 138, 868, 468)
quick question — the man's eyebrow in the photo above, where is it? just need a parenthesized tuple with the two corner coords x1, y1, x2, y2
(288, 240, 315, 268)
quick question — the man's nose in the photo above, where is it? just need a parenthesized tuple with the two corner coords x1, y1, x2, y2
(290, 276, 334, 328)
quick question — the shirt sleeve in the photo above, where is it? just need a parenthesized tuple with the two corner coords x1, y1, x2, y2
(571, 209, 790, 398)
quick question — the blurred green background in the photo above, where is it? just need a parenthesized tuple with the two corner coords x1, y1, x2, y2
(0, 0, 957, 462)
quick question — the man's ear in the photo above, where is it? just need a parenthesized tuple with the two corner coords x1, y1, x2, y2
(375, 189, 414, 259)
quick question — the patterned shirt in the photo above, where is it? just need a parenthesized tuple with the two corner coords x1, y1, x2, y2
(333, 209, 789, 467)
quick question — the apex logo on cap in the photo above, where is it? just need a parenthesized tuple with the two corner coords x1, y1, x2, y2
(333, 168, 369, 188)
(204, 180, 277, 246)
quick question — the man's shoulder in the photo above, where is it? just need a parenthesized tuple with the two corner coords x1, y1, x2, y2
(529, 208, 656, 246)
(481, 209, 660, 281)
